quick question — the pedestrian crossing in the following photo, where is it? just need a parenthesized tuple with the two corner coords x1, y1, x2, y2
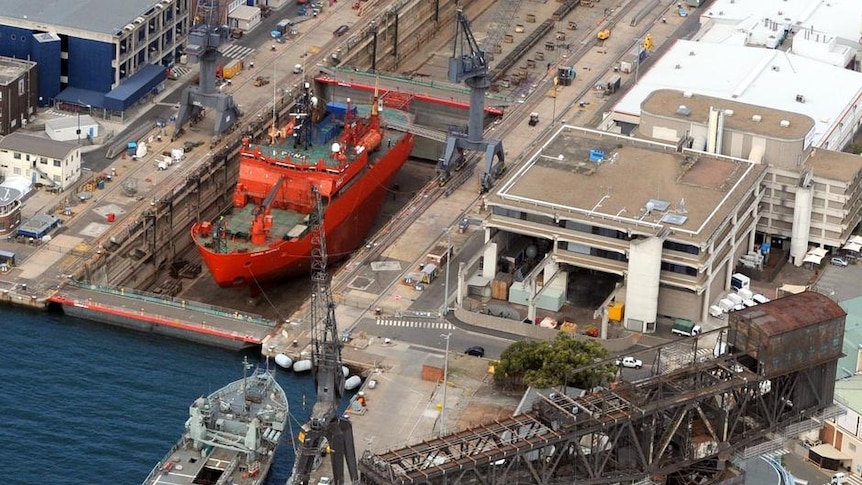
(170, 65, 191, 79)
(844, 474, 862, 485)
(220, 44, 256, 61)
(376, 318, 454, 330)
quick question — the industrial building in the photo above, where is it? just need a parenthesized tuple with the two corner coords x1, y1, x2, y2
(481, 88, 862, 329)
(481, 125, 767, 329)
(0, 133, 82, 191)
(698, 0, 861, 69)
(0, 0, 190, 113)
(637, 89, 862, 266)
(0, 57, 37, 136)
(602, 40, 862, 153)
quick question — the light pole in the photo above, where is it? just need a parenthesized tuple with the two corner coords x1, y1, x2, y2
(441, 227, 452, 316)
(439, 332, 451, 436)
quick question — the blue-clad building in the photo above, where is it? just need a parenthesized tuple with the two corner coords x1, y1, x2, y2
(0, 0, 191, 115)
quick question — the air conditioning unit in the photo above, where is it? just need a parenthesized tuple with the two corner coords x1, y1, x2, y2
(780, 119, 791, 128)
(795, 94, 805, 103)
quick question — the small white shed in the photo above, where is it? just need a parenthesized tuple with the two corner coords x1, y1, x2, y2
(45, 115, 99, 142)
(229, 5, 261, 32)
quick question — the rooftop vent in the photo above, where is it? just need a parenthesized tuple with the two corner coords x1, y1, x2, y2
(689, 51, 696, 56)
(683, 91, 693, 98)
(724, 109, 734, 116)
(647, 199, 670, 212)
(795, 94, 805, 103)
(675, 64, 682, 69)
(676, 105, 692, 116)
(771, 65, 780, 72)
(780, 119, 791, 127)
(752, 114, 762, 122)
(661, 213, 689, 225)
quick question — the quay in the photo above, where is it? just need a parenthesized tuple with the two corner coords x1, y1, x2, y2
(47, 283, 274, 350)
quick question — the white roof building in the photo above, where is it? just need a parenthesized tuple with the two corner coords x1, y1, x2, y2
(603, 40, 862, 151)
(699, 0, 862, 51)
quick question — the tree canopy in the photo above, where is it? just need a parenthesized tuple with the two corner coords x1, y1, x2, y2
(492, 333, 616, 391)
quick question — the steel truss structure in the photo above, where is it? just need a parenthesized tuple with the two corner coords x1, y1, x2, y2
(359, 294, 845, 485)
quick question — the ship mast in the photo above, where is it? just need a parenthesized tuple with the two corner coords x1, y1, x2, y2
(288, 187, 357, 485)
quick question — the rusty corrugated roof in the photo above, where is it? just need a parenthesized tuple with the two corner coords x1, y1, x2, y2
(734, 291, 846, 336)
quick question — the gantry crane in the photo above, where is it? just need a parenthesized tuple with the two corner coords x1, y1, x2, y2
(437, 9, 505, 194)
(287, 187, 358, 485)
(173, 0, 241, 137)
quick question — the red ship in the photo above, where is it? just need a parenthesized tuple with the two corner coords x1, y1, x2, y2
(191, 82, 415, 290)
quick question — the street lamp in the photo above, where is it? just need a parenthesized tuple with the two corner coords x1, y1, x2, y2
(439, 332, 451, 436)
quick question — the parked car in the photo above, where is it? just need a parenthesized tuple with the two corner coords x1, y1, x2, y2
(464, 346, 485, 357)
(831, 256, 849, 267)
(615, 356, 643, 369)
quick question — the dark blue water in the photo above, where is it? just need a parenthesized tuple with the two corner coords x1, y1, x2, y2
(0, 306, 319, 485)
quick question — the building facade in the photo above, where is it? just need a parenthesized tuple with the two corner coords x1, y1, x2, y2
(0, 57, 37, 135)
(0, 0, 190, 110)
(0, 133, 81, 191)
(638, 90, 862, 266)
(482, 126, 767, 328)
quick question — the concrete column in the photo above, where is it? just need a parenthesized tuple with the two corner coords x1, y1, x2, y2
(456, 261, 465, 307)
(790, 185, 813, 266)
(481, 242, 498, 279)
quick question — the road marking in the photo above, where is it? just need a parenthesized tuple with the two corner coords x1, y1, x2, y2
(220, 45, 256, 60)
(376, 318, 454, 330)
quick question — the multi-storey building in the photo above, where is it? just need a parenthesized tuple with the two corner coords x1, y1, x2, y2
(0, 133, 82, 192)
(0, 57, 37, 135)
(0, 0, 191, 113)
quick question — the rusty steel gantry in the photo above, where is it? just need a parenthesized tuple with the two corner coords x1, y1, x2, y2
(358, 291, 846, 485)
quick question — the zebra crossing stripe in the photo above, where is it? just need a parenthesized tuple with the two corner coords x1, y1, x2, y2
(220, 45, 255, 60)
(376, 319, 454, 329)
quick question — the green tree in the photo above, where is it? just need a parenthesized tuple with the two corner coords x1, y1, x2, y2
(493, 333, 616, 391)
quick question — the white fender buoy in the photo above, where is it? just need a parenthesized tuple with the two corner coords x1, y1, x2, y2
(275, 353, 293, 369)
(293, 359, 312, 372)
(342, 366, 349, 377)
(344, 375, 362, 391)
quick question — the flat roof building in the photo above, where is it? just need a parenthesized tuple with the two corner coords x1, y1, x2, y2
(602, 40, 862, 152)
(482, 125, 767, 330)
(0, 0, 190, 111)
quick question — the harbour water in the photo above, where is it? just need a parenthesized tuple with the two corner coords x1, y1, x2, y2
(0, 306, 318, 484)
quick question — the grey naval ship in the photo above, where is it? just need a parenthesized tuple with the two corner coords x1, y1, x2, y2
(143, 358, 288, 485)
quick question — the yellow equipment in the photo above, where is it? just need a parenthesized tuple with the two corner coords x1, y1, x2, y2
(597, 29, 611, 40)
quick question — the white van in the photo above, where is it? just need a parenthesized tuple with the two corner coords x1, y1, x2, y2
(726, 293, 744, 306)
(831, 472, 847, 484)
(752, 294, 770, 304)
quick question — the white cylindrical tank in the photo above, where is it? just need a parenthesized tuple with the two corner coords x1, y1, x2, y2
(292, 359, 312, 372)
(344, 375, 362, 391)
(275, 353, 293, 369)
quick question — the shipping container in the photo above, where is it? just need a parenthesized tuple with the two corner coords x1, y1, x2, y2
(222, 59, 243, 79)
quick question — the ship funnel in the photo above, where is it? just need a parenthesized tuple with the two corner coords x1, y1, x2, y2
(331, 142, 341, 153)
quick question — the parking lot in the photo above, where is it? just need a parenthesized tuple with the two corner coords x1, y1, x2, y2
(814, 255, 862, 303)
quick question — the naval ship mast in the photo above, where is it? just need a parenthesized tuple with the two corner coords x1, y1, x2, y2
(288, 187, 358, 485)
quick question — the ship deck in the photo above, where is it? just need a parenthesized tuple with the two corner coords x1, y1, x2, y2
(254, 105, 411, 169)
(203, 204, 310, 252)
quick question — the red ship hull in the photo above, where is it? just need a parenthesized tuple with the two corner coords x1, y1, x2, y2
(192, 129, 414, 289)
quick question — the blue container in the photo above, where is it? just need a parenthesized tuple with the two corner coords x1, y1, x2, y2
(589, 149, 605, 161)
(97, 180, 105, 190)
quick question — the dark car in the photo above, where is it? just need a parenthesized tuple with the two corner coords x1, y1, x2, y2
(464, 346, 485, 357)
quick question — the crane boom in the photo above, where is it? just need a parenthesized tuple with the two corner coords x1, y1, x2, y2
(287, 188, 357, 485)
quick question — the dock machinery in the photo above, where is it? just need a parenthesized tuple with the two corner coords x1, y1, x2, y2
(287, 188, 358, 485)
(173, 0, 241, 138)
(437, 9, 505, 194)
